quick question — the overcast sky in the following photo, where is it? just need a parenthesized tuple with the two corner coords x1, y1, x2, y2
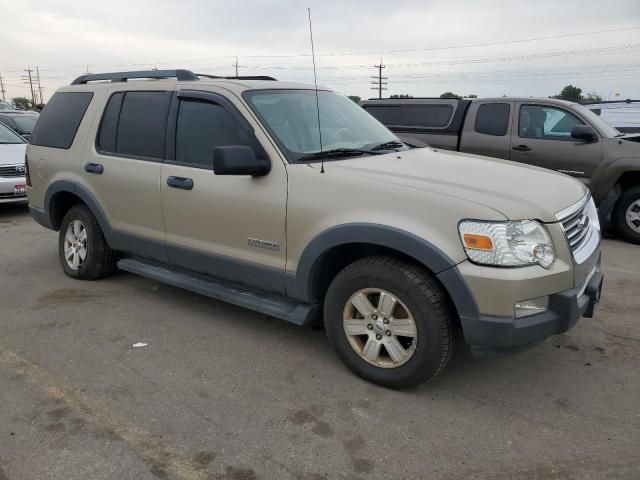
(1, 0, 639, 102)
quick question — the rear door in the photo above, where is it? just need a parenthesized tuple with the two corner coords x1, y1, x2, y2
(85, 87, 170, 262)
(459, 101, 513, 159)
(509, 103, 603, 185)
(160, 89, 288, 294)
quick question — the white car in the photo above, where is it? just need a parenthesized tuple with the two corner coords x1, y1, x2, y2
(0, 123, 27, 204)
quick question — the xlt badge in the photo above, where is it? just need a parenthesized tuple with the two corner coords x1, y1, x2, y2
(248, 238, 280, 251)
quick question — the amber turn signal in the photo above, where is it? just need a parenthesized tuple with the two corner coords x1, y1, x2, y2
(463, 234, 494, 251)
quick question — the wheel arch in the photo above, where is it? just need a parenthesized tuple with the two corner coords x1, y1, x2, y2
(44, 180, 112, 241)
(289, 223, 479, 320)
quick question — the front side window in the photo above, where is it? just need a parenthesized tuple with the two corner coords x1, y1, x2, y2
(175, 99, 255, 168)
(475, 103, 510, 136)
(245, 89, 398, 162)
(519, 105, 585, 141)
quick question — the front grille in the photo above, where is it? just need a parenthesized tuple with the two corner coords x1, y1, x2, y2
(0, 192, 26, 199)
(0, 164, 25, 178)
(559, 199, 595, 254)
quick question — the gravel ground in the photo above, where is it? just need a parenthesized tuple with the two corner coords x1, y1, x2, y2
(0, 204, 638, 480)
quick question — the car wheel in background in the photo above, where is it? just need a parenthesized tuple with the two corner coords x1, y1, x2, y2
(613, 186, 640, 244)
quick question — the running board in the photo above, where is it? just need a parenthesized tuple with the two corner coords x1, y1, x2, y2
(117, 258, 318, 326)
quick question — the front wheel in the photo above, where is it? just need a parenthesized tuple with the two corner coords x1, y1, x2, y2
(613, 186, 640, 244)
(324, 256, 455, 389)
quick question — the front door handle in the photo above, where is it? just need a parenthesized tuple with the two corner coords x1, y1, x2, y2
(84, 162, 104, 174)
(166, 176, 194, 190)
(512, 145, 532, 152)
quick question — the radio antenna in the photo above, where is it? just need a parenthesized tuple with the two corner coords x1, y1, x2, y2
(307, 7, 324, 173)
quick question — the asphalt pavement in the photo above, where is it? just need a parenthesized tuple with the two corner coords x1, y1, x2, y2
(0, 204, 638, 480)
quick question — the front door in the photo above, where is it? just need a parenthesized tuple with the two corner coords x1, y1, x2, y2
(509, 103, 603, 186)
(160, 89, 288, 294)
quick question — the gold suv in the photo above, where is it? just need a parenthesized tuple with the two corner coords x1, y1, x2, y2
(26, 70, 603, 388)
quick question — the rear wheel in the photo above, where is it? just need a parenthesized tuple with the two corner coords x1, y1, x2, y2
(613, 186, 640, 244)
(324, 256, 455, 389)
(59, 204, 117, 280)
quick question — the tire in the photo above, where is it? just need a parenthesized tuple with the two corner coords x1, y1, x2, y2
(58, 204, 117, 280)
(613, 186, 640, 244)
(324, 256, 455, 389)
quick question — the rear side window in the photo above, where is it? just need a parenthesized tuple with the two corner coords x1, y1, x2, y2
(97, 91, 171, 160)
(30, 92, 93, 149)
(474, 103, 510, 136)
(365, 104, 453, 128)
(175, 100, 255, 168)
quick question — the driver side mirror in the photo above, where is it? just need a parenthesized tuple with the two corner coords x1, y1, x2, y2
(213, 146, 271, 176)
(571, 125, 597, 142)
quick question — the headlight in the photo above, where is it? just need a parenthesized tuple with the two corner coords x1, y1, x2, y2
(458, 220, 556, 268)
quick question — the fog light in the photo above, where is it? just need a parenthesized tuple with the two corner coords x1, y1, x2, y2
(514, 296, 549, 318)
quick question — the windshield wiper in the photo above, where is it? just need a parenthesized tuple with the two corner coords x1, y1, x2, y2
(297, 148, 377, 162)
(369, 140, 405, 151)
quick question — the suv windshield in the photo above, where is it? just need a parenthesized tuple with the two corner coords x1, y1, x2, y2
(573, 104, 620, 138)
(244, 89, 401, 162)
(0, 123, 25, 144)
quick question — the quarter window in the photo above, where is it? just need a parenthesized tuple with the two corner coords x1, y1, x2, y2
(519, 105, 585, 141)
(175, 99, 255, 168)
(474, 103, 510, 136)
(30, 92, 93, 149)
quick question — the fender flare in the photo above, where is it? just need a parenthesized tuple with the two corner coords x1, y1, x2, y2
(44, 180, 112, 241)
(288, 223, 479, 319)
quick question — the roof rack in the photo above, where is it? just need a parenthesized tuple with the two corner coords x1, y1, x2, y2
(581, 99, 639, 105)
(196, 73, 277, 81)
(71, 69, 200, 85)
(70, 69, 278, 85)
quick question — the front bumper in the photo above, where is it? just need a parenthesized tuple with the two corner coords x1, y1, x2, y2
(460, 257, 603, 356)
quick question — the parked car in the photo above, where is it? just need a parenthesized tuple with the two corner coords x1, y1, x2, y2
(360, 97, 640, 243)
(0, 111, 39, 141)
(0, 122, 28, 204)
(0, 100, 16, 111)
(27, 70, 602, 388)
(583, 100, 640, 134)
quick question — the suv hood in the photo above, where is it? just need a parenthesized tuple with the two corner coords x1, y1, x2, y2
(0, 143, 27, 166)
(328, 147, 587, 222)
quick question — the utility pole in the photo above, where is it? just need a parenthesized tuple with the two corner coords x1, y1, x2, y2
(36, 66, 44, 104)
(231, 56, 245, 77)
(0, 73, 6, 101)
(371, 60, 387, 99)
(22, 67, 37, 107)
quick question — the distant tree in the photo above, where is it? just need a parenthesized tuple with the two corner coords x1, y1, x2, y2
(467, 94, 478, 98)
(553, 85, 583, 103)
(440, 92, 460, 99)
(347, 95, 361, 104)
(390, 94, 413, 99)
(584, 92, 603, 102)
(12, 97, 33, 110)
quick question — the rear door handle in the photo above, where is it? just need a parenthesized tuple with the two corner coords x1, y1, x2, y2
(84, 162, 104, 174)
(166, 176, 194, 190)
(512, 145, 532, 152)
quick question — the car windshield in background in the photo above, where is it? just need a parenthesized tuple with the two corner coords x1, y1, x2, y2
(10, 114, 38, 131)
(244, 89, 402, 162)
(0, 123, 25, 143)
(573, 104, 620, 138)
(0, 101, 15, 110)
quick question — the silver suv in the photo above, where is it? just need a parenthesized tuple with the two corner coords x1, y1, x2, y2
(26, 70, 603, 388)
